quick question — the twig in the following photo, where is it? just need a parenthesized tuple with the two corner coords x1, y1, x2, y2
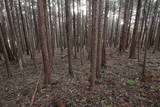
(30, 71, 42, 107)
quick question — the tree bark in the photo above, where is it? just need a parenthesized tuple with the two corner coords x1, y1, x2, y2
(65, 0, 74, 77)
(119, 0, 130, 52)
(96, 0, 104, 78)
(37, 0, 52, 85)
(89, 0, 99, 90)
(129, 0, 142, 58)
(0, 23, 11, 77)
(102, 0, 109, 66)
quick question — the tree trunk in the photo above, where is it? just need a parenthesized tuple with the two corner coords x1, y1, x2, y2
(0, 23, 11, 77)
(102, 0, 109, 66)
(37, 0, 52, 85)
(65, 0, 74, 77)
(153, 21, 160, 53)
(96, 0, 104, 78)
(18, 0, 30, 55)
(119, 0, 130, 52)
(129, 0, 142, 58)
(89, 0, 99, 90)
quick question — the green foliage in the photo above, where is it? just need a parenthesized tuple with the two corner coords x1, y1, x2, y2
(40, 88, 47, 94)
(126, 80, 136, 86)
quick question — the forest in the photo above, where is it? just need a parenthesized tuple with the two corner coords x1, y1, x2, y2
(0, 0, 160, 106)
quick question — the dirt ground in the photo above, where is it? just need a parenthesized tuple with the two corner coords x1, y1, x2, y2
(0, 48, 160, 107)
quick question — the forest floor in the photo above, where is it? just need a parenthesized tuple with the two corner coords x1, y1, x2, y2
(0, 48, 160, 107)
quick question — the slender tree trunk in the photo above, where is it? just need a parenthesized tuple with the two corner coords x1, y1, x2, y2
(147, 0, 159, 49)
(138, 0, 149, 61)
(102, 0, 109, 66)
(89, 0, 99, 90)
(4, 0, 17, 60)
(73, 0, 77, 59)
(44, 0, 53, 72)
(153, 21, 160, 53)
(0, 23, 11, 77)
(96, 0, 104, 78)
(141, 14, 150, 81)
(114, 0, 121, 48)
(119, 0, 129, 52)
(65, 0, 74, 77)
(140, 0, 152, 49)
(57, 0, 63, 54)
(110, 2, 116, 47)
(48, 0, 55, 56)
(87, 0, 92, 59)
(129, 0, 142, 58)
(14, 1, 24, 70)
(37, 0, 52, 85)
(52, 1, 58, 49)
(18, 0, 30, 55)
(1, 15, 15, 61)
(31, 0, 40, 51)
(126, 0, 133, 49)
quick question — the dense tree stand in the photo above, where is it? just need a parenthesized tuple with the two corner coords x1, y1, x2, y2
(0, 0, 160, 106)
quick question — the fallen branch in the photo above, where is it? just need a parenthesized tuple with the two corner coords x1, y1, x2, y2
(30, 71, 42, 107)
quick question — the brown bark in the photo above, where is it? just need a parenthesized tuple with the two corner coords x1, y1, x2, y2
(126, 0, 133, 49)
(4, 0, 17, 60)
(73, 0, 77, 59)
(119, 0, 130, 52)
(89, 0, 99, 90)
(109, 2, 116, 47)
(1, 15, 15, 61)
(137, 0, 148, 61)
(37, 0, 52, 85)
(114, 0, 121, 47)
(48, 0, 55, 56)
(96, 0, 104, 78)
(18, 0, 30, 55)
(44, 0, 53, 72)
(102, 0, 109, 66)
(147, 0, 160, 49)
(129, 0, 142, 58)
(153, 21, 160, 53)
(87, 0, 92, 59)
(0, 23, 11, 77)
(65, 0, 74, 77)
(57, 0, 63, 53)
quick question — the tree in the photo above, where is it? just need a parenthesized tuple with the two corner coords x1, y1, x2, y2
(57, 0, 63, 53)
(119, 0, 130, 52)
(89, 0, 99, 90)
(96, 0, 104, 78)
(0, 23, 11, 77)
(147, 0, 160, 49)
(4, 0, 17, 61)
(102, 0, 109, 66)
(129, 0, 142, 58)
(109, 2, 116, 47)
(114, 0, 121, 47)
(18, 0, 30, 55)
(126, 0, 133, 49)
(72, 0, 77, 58)
(153, 20, 160, 53)
(140, 0, 151, 81)
(37, 0, 53, 85)
(65, 0, 74, 77)
(138, 0, 148, 61)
